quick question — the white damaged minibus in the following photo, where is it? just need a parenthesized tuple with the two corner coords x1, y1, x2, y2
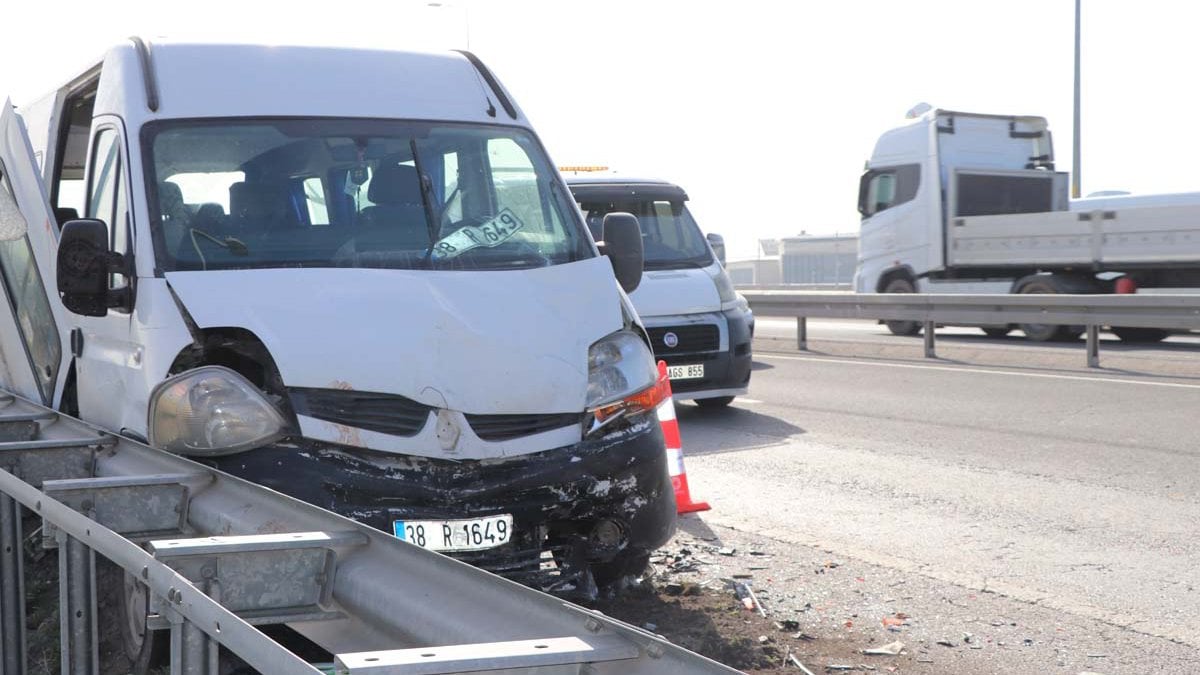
(0, 39, 676, 647)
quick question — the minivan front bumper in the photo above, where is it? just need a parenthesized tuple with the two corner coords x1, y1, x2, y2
(646, 307, 753, 401)
(203, 413, 676, 599)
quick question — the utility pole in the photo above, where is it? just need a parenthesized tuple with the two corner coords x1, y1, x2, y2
(1072, 0, 1082, 199)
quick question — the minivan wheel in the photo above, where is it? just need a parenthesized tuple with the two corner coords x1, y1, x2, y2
(695, 396, 735, 409)
(882, 277, 921, 336)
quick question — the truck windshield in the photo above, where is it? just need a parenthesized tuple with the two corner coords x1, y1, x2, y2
(577, 199, 712, 270)
(145, 120, 590, 271)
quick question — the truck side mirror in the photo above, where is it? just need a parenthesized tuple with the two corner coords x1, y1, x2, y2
(57, 219, 126, 317)
(706, 232, 726, 266)
(597, 212, 643, 294)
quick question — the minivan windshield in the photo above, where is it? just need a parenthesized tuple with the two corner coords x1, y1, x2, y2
(145, 120, 590, 271)
(577, 199, 712, 270)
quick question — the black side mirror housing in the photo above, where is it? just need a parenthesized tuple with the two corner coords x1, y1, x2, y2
(706, 232, 726, 266)
(57, 219, 128, 317)
(597, 212, 643, 294)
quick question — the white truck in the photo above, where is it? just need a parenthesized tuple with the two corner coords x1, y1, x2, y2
(1, 38, 680, 669)
(854, 106, 1200, 341)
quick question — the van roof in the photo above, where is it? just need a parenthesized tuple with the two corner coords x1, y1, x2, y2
(564, 177, 688, 203)
(87, 39, 527, 128)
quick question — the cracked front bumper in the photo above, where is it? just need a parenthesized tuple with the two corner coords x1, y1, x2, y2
(204, 414, 676, 598)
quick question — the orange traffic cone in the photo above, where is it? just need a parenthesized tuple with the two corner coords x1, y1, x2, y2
(655, 361, 711, 514)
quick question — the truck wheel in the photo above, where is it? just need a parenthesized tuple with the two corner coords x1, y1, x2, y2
(1015, 276, 1091, 342)
(1111, 327, 1169, 343)
(695, 396, 735, 409)
(981, 327, 1011, 338)
(882, 277, 921, 336)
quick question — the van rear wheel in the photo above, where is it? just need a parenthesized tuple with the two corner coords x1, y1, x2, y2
(882, 277, 921, 336)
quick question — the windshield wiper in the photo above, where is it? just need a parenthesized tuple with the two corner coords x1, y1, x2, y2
(410, 139, 440, 267)
(189, 228, 249, 270)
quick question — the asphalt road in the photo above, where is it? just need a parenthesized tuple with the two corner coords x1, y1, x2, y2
(673, 319, 1200, 672)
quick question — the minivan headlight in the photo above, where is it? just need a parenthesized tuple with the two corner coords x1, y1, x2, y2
(148, 366, 287, 456)
(708, 265, 739, 306)
(586, 331, 658, 409)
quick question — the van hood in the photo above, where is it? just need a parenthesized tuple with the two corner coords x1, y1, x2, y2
(163, 257, 623, 417)
(628, 266, 721, 318)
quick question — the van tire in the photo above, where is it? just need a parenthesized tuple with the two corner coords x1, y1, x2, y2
(695, 396, 735, 409)
(592, 551, 651, 595)
(882, 277, 921, 336)
(97, 559, 169, 674)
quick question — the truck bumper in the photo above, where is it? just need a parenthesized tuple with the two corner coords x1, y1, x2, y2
(204, 414, 676, 600)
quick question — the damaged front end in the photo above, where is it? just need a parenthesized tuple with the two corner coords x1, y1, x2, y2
(204, 411, 676, 600)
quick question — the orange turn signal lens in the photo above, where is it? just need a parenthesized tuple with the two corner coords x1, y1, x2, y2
(591, 372, 671, 424)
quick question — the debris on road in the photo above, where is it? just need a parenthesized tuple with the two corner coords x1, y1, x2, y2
(861, 641, 905, 656)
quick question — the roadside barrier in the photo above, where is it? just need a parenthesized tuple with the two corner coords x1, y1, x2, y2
(656, 361, 711, 514)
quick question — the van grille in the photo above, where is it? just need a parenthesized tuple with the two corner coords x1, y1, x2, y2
(646, 324, 719, 354)
(289, 388, 432, 437)
(464, 413, 581, 442)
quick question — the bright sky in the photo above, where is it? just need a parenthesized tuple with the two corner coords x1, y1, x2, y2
(2, 0, 1199, 260)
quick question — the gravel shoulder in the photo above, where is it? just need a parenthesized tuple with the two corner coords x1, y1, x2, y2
(595, 516, 1200, 674)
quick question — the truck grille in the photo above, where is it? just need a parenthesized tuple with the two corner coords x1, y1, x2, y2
(646, 324, 719, 354)
(289, 388, 432, 437)
(464, 413, 582, 442)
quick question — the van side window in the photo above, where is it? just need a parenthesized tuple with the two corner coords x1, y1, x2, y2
(51, 83, 98, 225)
(0, 168, 63, 403)
(858, 164, 920, 217)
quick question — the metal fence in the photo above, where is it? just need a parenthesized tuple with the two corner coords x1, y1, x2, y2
(739, 291, 1200, 367)
(0, 391, 736, 674)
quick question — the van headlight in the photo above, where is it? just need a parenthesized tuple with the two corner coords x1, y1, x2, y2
(585, 331, 666, 436)
(148, 366, 288, 456)
(708, 265, 739, 307)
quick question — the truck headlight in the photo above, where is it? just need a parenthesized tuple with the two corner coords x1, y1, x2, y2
(148, 366, 287, 456)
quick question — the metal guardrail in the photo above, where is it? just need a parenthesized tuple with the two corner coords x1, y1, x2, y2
(740, 291, 1200, 367)
(0, 390, 737, 674)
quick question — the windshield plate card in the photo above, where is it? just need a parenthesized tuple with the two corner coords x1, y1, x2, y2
(432, 208, 525, 260)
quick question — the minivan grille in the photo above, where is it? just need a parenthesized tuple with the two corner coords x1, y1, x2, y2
(289, 388, 432, 437)
(464, 413, 581, 442)
(646, 324, 719, 354)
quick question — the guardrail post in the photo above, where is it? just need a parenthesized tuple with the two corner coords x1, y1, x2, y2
(58, 534, 97, 675)
(923, 322, 936, 359)
(0, 493, 25, 674)
(796, 316, 807, 351)
(1086, 324, 1100, 368)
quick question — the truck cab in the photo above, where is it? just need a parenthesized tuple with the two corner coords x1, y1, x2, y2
(0, 39, 677, 632)
(566, 177, 752, 409)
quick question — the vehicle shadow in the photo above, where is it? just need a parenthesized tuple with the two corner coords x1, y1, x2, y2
(750, 360, 775, 371)
(673, 402, 805, 457)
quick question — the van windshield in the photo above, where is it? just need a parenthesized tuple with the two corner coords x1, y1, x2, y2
(145, 120, 591, 271)
(577, 199, 712, 270)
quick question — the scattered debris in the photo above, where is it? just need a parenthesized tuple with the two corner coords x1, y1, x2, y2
(775, 619, 801, 632)
(643, 622, 657, 631)
(861, 640, 904, 656)
(935, 639, 955, 648)
(719, 547, 737, 556)
(825, 666, 857, 672)
(789, 654, 817, 675)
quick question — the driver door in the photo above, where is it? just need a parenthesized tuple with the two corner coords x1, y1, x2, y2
(0, 100, 70, 406)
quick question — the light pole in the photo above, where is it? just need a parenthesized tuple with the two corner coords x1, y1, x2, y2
(1072, 0, 1082, 199)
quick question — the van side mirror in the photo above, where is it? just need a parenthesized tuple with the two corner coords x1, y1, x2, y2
(597, 212, 643, 293)
(706, 233, 726, 266)
(57, 219, 129, 317)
